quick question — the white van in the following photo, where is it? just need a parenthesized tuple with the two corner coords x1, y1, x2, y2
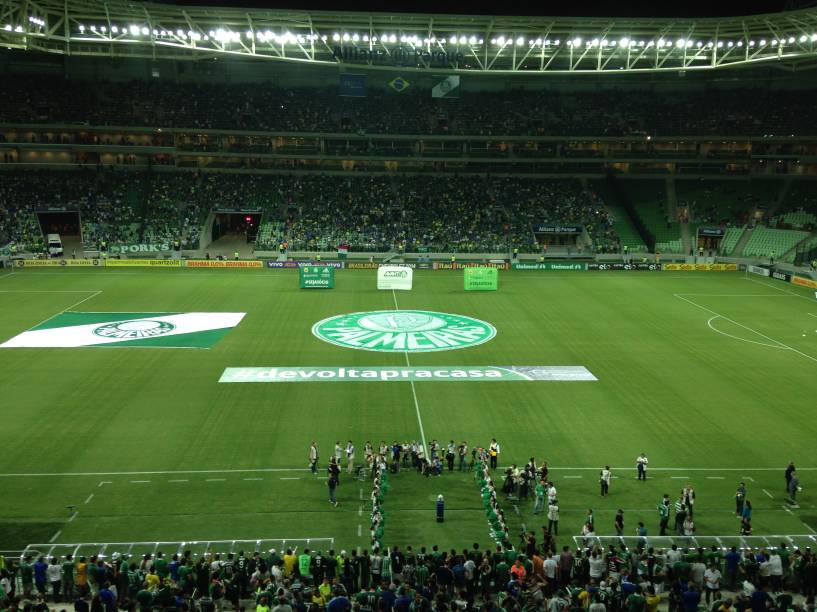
(47, 234, 64, 257)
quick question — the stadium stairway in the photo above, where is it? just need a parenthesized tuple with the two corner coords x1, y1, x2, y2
(764, 176, 795, 219)
(731, 226, 753, 255)
(782, 229, 817, 263)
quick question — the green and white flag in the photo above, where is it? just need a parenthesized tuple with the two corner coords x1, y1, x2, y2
(432, 75, 460, 98)
(0, 312, 246, 348)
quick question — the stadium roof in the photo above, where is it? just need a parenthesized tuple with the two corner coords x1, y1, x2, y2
(3, 0, 817, 74)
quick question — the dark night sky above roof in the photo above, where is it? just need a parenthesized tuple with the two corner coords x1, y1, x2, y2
(155, 0, 811, 18)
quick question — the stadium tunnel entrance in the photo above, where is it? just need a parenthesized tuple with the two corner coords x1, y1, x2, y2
(35, 210, 83, 257)
(211, 212, 261, 244)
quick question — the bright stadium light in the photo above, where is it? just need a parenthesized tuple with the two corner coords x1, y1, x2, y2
(788, 36, 795, 43)
(592, 38, 599, 46)
(352, 33, 359, 42)
(799, 34, 807, 43)
(78, 24, 85, 32)
(736, 40, 743, 47)
(748, 40, 755, 46)
(100, 25, 106, 33)
(497, 36, 506, 45)
(716, 41, 723, 48)
(459, 35, 467, 44)
(553, 39, 560, 45)
(811, 33, 817, 41)
(572, 36, 581, 46)
(771, 39, 778, 45)
(759, 39, 766, 45)
(619, 37, 628, 47)
(14, 24, 22, 32)
(449, 35, 456, 44)
(389, 34, 396, 43)
(469, 35, 477, 44)
(342, 32, 349, 41)
(686, 40, 693, 47)
(90, 24, 96, 31)
(515, 36, 523, 46)
(141, 27, 149, 35)
(332, 33, 339, 41)
(676, 38, 684, 47)
(536, 38, 543, 45)
(610, 40, 617, 46)
(727, 41, 733, 47)
(657, 38, 664, 46)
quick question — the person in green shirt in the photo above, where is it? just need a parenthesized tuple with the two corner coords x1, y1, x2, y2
(178, 560, 193, 595)
(298, 549, 312, 580)
(136, 587, 154, 612)
(62, 555, 76, 600)
(20, 556, 34, 593)
(154, 552, 169, 580)
(533, 481, 545, 514)
(626, 586, 647, 612)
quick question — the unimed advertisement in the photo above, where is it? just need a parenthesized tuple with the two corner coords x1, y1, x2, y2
(377, 265, 414, 290)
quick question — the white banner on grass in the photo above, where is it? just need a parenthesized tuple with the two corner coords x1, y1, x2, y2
(377, 265, 413, 290)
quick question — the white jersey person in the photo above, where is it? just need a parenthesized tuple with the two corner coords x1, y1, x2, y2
(600, 466, 612, 496)
(488, 439, 500, 469)
(309, 441, 319, 474)
(636, 453, 649, 481)
(334, 441, 343, 463)
(346, 440, 355, 473)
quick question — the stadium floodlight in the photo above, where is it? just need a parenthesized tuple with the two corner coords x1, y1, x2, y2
(591, 38, 599, 46)
(497, 36, 506, 45)
(812, 33, 817, 41)
(675, 38, 684, 47)
(342, 32, 349, 41)
(430, 36, 436, 43)
(619, 37, 628, 47)
(176, 29, 184, 38)
(516, 36, 524, 46)
(100, 25, 106, 32)
(245, 30, 253, 39)
(90, 24, 96, 31)
(14, 24, 22, 32)
(352, 33, 359, 42)
(748, 40, 755, 46)
(389, 34, 396, 43)
(610, 40, 617, 46)
(686, 40, 693, 47)
(716, 41, 723, 47)
(469, 35, 477, 44)
(460, 35, 467, 44)
(553, 39, 560, 45)
(800, 34, 808, 43)
(771, 39, 778, 45)
(759, 39, 766, 45)
(129, 25, 138, 36)
(332, 33, 339, 41)
(727, 41, 733, 47)
(536, 38, 543, 45)
(141, 27, 149, 36)
(657, 38, 664, 46)
(572, 36, 581, 46)
(78, 24, 85, 32)
(788, 36, 795, 43)
(736, 40, 743, 47)
(448, 35, 456, 44)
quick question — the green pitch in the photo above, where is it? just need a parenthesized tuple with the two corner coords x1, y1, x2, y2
(1, 268, 816, 556)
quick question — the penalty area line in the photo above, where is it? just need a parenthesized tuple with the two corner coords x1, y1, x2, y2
(674, 293, 817, 365)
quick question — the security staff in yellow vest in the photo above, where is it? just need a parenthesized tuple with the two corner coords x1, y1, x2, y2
(234, 251, 239, 260)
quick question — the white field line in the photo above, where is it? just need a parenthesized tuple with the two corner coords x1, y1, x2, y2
(0, 290, 105, 293)
(706, 476, 725, 480)
(206, 478, 226, 482)
(279, 477, 300, 480)
(676, 293, 797, 297)
(808, 313, 817, 319)
(763, 489, 775, 499)
(49, 530, 62, 543)
(803, 523, 817, 534)
(243, 478, 263, 481)
(674, 293, 817, 365)
(563, 475, 583, 479)
(98, 481, 112, 487)
(746, 277, 817, 303)
(357, 524, 362, 537)
(168, 479, 188, 483)
(18, 290, 103, 331)
(130, 480, 150, 483)
(671, 476, 690, 479)
(392, 289, 428, 456)
(68, 512, 78, 522)
(84, 494, 94, 504)
(707, 316, 786, 350)
(743, 476, 756, 482)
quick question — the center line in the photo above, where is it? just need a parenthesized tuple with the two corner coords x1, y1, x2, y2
(392, 290, 428, 456)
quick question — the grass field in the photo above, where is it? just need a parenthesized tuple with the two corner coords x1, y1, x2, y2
(1, 267, 817, 558)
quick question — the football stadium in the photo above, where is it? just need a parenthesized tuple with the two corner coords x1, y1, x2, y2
(1, 0, 817, 609)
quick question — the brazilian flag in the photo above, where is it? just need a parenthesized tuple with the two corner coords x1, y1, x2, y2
(388, 76, 410, 93)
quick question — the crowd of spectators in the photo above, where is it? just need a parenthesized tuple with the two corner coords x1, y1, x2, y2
(2, 79, 817, 137)
(1, 171, 627, 254)
(0, 538, 811, 612)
